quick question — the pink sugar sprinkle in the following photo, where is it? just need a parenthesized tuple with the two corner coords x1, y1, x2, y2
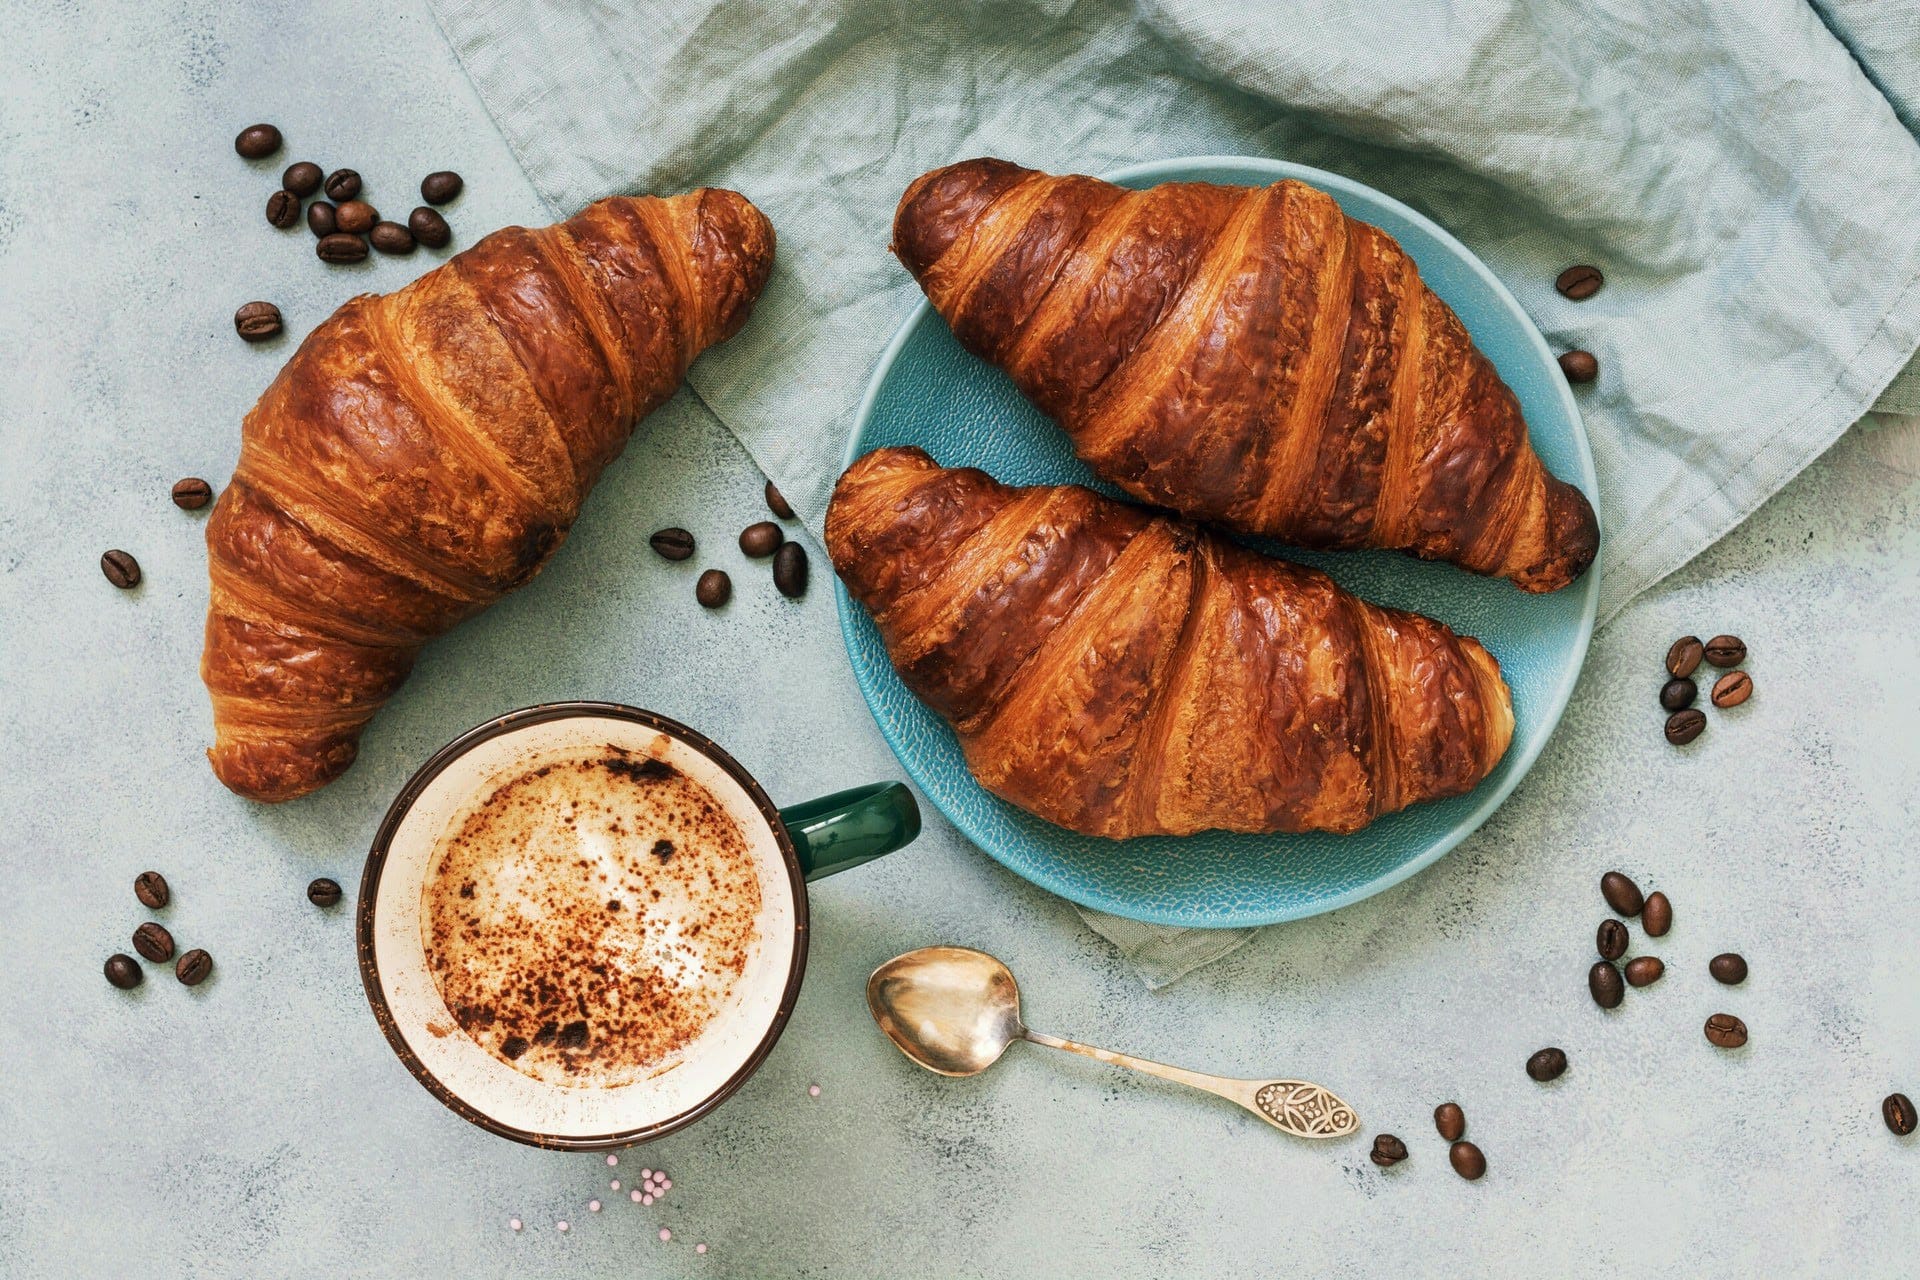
(696, 1243, 708, 1255)
(630, 1190, 643, 1202)
(642, 1194, 653, 1205)
(641, 1168, 652, 1178)
(809, 1084, 821, 1097)
(659, 1228, 672, 1242)
(606, 1154, 619, 1166)
(662, 1179, 672, 1190)
(589, 1200, 601, 1213)
(610, 1180, 620, 1190)
(509, 1219, 522, 1232)
(557, 1221, 569, 1232)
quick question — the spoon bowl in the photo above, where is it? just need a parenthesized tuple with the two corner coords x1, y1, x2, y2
(867, 946, 1027, 1076)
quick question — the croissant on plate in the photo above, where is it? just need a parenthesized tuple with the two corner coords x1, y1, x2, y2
(826, 447, 1514, 838)
(892, 158, 1599, 592)
(202, 191, 775, 801)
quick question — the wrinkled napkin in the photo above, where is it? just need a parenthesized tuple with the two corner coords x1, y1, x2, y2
(429, 0, 1920, 985)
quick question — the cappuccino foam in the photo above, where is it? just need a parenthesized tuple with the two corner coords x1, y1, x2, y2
(421, 743, 763, 1089)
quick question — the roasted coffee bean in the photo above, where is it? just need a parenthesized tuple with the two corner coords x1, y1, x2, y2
(334, 199, 378, 235)
(1589, 960, 1625, 1009)
(1601, 871, 1644, 917)
(282, 161, 323, 197)
(171, 477, 214, 510)
(104, 953, 143, 990)
(739, 521, 784, 558)
(134, 870, 171, 909)
(1711, 670, 1753, 708)
(1704, 1012, 1747, 1049)
(369, 221, 416, 255)
(772, 541, 808, 599)
(306, 200, 337, 237)
(408, 206, 452, 249)
(1703, 634, 1746, 667)
(1449, 1140, 1487, 1181)
(234, 123, 282, 159)
(234, 300, 283, 342)
(765, 481, 795, 520)
(420, 170, 464, 205)
(316, 233, 368, 264)
(1526, 1047, 1568, 1082)
(649, 527, 696, 561)
(1665, 708, 1706, 745)
(696, 568, 731, 608)
(323, 168, 361, 201)
(1642, 891, 1672, 937)
(1556, 264, 1604, 300)
(1369, 1133, 1408, 1167)
(1596, 917, 1629, 961)
(307, 877, 342, 908)
(266, 188, 301, 228)
(1624, 955, 1664, 987)
(1709, 952, 1748, 985)
(1659, 678, 1696, 711)
(1558, 349, 1599, 384)
(175, 948, 213, 986)
(132, 921, 175, 963)
(101, 549, 141, 589)
(1884, 1093, 1917, 1136)
(1666, 635, 1705, 678)
(1433, 1102, 1465, 1142)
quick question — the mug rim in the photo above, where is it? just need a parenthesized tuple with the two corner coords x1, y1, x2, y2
(355, 701, 812, 1150)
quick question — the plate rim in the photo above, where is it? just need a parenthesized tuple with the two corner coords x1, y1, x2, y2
(834, 153, 1600, 929)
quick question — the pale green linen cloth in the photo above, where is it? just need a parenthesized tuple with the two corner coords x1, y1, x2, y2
(427, 0, 1920, 985)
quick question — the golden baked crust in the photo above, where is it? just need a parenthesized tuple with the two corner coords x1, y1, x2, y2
(893, 159, 1598, 592)
(202, 191, 775, 801)
(827, 447, 1514, 838)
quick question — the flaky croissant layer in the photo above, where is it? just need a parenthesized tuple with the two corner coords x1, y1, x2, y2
(893, 158, 1599, 592)
(203, 191, 775, 801)
(828, 447, 1514, 839)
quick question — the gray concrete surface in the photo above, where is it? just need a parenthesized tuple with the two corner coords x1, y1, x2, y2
(3, 2, 1918, 1276)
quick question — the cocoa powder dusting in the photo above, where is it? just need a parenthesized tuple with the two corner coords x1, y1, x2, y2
(421, 746, 762, 1088)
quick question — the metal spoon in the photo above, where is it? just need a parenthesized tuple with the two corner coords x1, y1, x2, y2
(866, 946, 1359, 1140)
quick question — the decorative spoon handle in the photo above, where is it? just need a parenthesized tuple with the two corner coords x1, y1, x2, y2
(1020, 1029, 1358, 1139)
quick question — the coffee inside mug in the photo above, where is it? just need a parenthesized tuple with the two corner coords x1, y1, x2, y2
(360, 706, 807, 1147)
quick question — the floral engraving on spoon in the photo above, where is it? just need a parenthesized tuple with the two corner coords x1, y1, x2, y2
(1254, 1081, 1359, 1138)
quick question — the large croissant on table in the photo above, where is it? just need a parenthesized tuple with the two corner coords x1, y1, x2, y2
(827, 447, 1514, 838)
(892, 159, 1599, 592)
(202, 191, 774, 801)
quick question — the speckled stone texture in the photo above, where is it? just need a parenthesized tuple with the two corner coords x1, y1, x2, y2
(2, 2, 1918, 1276)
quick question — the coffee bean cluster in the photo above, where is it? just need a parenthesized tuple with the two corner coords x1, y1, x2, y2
(650, 481, 809, 608)
(231, 123, 462, 339)
(1554, 263, 1603, 384)
(1585, 870, 1756, 1053)
(103, 870, 214, 990)
(105, 869, 345, 991)
(1368, 1102, 1486, 1181)
(1659, 633, 1751, 746)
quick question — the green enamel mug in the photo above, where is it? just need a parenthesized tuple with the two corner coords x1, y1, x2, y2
(357, 701, 919, 1149)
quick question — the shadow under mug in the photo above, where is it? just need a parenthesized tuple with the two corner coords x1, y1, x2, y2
(356, 701, 920, 1149)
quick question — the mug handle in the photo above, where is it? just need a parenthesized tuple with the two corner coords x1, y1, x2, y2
(779, 783, 921, 882)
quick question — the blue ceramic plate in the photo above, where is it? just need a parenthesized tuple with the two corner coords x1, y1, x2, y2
(835, 156, 1599, 928)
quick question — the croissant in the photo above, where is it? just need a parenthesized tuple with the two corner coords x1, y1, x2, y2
(892, 159, 1599, 592)
(202, 191, 775, 801)
(826, 447, 1514, 838)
